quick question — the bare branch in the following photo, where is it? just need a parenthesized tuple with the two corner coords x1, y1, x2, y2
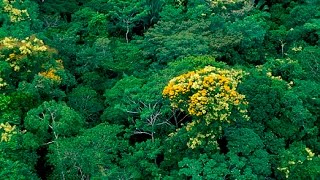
(134, 129, 152, 137)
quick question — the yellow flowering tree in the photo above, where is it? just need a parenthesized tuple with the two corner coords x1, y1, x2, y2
(163, 65, 249, 149)
(163, 65, 249, 124)
(0, 35, 64, 90)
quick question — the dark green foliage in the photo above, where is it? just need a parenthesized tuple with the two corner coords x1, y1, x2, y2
(294, 46, 320, 81)
(221, 12, 270, 65)
(226, 128, 264, 156)
(102, 75, 144, 124)
(67, 86, 104, 124)
(238, 70, 287, 124)
(101, 39, 150, 75)
(120, 139, 163, 178)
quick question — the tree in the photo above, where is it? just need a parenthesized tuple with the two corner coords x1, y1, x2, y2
(99, 39, 150, 75)
(89, 0, 161, 42)
(213, 11, 270, 65)
(143, 19, 211, 63)
(24, 101, 85, 145)
(0, 121, 40, 179)
(0, 0, 41, 37)
(67, 86, 104, 125)
(37, 0, 86, 22)
(47, 123, 128, 179)
(163, 65, 249, 126)
(102, 75, 145, 124)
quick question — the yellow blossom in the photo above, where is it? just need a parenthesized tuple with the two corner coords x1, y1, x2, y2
(0, 122, 17, 142)
(39, 68, 62, 82)
(306, 147, 315, 160)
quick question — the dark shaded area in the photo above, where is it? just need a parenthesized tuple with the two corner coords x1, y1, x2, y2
(129, 133, 151, 146)
(35, 147, 53, 180)
(217, 136, 229, 154)
(156, 153, 164, 166)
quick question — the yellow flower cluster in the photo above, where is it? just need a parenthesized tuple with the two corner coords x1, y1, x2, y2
(0, 36, 19, 48)
(185, 121, 197, 132)
(187, 131, 217, 149)
(38, 59, 64, 82)
(163, 66, 249, 124)
(187, 133, 205, 149)
(2, 0, 30, 22)
(277, 167, 290, 179)
(305, 147, 315, 161)
(291, 46, 303, 52)
(39, 68, 62, 82)
(0, 36, 48, 58)
(0, 78, 8, 88)
(0, 122, 17, 142)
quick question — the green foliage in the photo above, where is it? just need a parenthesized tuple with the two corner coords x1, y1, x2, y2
(0, 0, 41, 37)
(214, 11, 270, 65)
(0, 157, 39, 180)
(275, 142, 320, 179)
(48, 123, 127, 179)
(293, 46, 320, 81)
(227, 128, 264, 156)
(38, 0, 85, 17)
(2, 0, 320, 179)
(86, 0, 162, 40)
(120, 139, 163, 179)
(178, 148, 271, 180)
(144, 19, 211, 63)
(101, 39, 150, 74)
(238, 69, 287, 124)
(263, 57, 305, 81)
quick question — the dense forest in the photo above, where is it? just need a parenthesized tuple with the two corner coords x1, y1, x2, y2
(0, 0, 320, 179)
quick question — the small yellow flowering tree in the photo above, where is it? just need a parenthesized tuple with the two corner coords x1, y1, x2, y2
(0, 35, 64, 89)
(2, 0, 30, 22)
(163, 65, 249, 149)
